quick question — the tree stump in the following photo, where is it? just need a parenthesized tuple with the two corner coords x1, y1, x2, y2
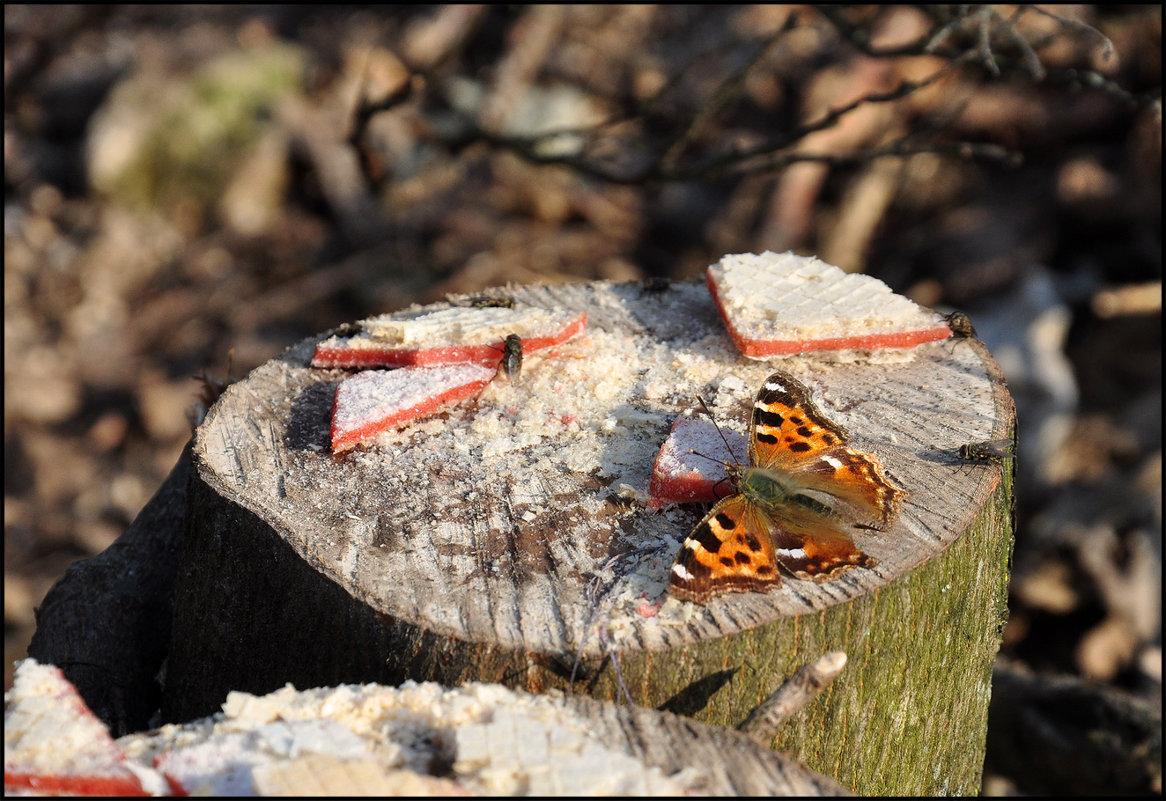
(164, 279, 1015, 795)
(28, 442, 192, 736)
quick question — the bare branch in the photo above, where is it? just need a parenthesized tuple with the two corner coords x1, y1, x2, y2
(1023, 4, 1117, 63)
(923, 11, 968, 55)
(1000, 6, 1048, 81)
(975, 6, 1001, 78)
(677, 58, 974, 179)
(659, 13, 798, 170)
(1043, 67, 1150, 109)
(462, 104, 1022, 186)
(732, 140, 1022, 178)
(824, 4, 1116, 88)
(816, 6, 941, 58)
(414, 6, 1137, 188)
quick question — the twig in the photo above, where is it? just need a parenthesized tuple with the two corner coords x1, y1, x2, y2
(600, 626, 635, 707)
(923, 9, 969, 55)
(816, 5, 940, 58)
(189, 349, 237, 429)
(737, 650, 848, 744)
(974, 6, 1001, 78)
(568, 545, 664, 702)
(659, 13, 798, 171)
(479, 5, 564, 132)
(460, 27, 978, 183)
(568, 552, 623, 695)
(1024, 4, 1116, 63)
(433, 6, 1140, 186)
(826, 4, 1113, 88)
(401, 4, 488, 73)
(346, 59, 416, 193)
(729, 139, 1022, 177)
(679, 56, 974, 179)
(998, 5, 1047, 81)
(1042, 67, 1149, 109)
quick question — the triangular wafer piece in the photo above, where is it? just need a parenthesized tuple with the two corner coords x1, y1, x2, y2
(3, 660, 153, 796)
(707, 251, 950, 357)
(331, 364, 495, 452)
(312, 307, 586, 368)
(648, 416, 747, 507)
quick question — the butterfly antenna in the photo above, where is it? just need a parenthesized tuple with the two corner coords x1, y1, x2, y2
(696, 394, 738, 462)
(687, 448, 722, 465)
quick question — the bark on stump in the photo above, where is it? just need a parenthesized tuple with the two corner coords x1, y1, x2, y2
(28, 442, 192, 736)
(163, 279, 1015, 795)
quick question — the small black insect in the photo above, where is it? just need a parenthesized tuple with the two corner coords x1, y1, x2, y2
(467, 295, 515, 309)
(496, 333, 523, 382)
(331, 322, 364, 338)
(958, 439, 1015, 462)
(944, 311, 977, 339)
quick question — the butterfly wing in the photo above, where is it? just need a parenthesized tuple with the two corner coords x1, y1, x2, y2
(778, 447, 903, 529)
(765, 500, 878, 581)
(669, 494, 781, 604)
(749, 371, 904, 529)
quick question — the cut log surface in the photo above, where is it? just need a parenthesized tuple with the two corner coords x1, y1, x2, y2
(5, 656, 845, 797)
(167, 279, 1015, 795)
(123, 677, 848, 796)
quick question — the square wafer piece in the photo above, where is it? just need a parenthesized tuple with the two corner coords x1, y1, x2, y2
(707, 251, 950, 357)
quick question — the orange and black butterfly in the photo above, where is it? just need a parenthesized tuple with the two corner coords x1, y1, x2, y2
(669, 371, 904, 604)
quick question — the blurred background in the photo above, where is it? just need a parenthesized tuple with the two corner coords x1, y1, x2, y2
(4, 5, 1160, 794)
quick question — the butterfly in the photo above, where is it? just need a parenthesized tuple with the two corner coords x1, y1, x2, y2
(668, 370, 905, 604)
(495, 333, 523, 382)
(958, 439, 1015, 462)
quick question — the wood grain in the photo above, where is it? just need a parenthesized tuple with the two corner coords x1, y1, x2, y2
(165, 279, 1016, 794)
(559, 694, 852, 796)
